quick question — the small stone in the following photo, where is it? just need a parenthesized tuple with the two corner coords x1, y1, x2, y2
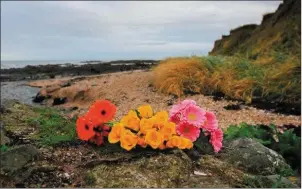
(193, 170, 208, 176)
(64, 173, 70, 178)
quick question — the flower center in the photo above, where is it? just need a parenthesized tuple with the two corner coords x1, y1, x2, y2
(188, 113, 196, 121)
(85, 124, 89, 130)
(184, 127, 190, 133)
(101, 110, 106, 115)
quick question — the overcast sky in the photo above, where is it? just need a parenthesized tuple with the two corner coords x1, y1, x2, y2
(1, 1, 281, 61)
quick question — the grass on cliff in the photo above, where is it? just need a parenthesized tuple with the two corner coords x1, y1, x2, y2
(152, 55, 300, 104)
(27, 107, 77, 146)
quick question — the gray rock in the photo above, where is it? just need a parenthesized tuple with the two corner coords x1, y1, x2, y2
(0, 144, 39, 175)
(221, 138, 291, 175)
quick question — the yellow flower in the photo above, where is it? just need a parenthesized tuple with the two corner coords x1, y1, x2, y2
(122, 110, 140, 131)
(137, 105, 153, 118)
(158, 142, 166, 150)
(186, 139, 193, 149)
(108, 123, 125, 143)
(120, 129, 138, 151)
(137, 135, 147, 148)
(145, 130, 164, 149)
(154, 111, 169, 125)
(140, 118, 155, 134)
(159, 122, 176, 140)
(120, 115, 129, 125)
(169, 136, 182, 148)
(178, 137, 190, 149)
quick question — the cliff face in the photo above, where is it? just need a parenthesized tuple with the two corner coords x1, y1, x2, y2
(209, 0, 301, 61)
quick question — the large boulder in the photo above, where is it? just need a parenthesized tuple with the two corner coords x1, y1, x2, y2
(220, 138, 291, 175)
(85, 150, 192, 188)
(0, 145, 40, 175)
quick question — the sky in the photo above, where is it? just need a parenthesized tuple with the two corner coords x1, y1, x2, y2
(1, 1, 282, 61)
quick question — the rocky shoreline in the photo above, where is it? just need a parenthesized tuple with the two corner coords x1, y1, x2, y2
(0, 60, 159, 82)
(0, 100, 300, 188)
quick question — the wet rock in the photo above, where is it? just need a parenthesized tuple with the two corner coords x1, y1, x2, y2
(53, 97, 67, 105)
(32, 92, 46, 103)
(246, 174, 299, 188)
(0, 145, 39, 175)
(220, 138, 291, 175)
(86, 150, 192, 188)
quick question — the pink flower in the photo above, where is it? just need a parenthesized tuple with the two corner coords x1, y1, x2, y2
(176, 122, 200, 142)
(201, 111, 218, 132)
(210, 128, 223, 153)
(183, 104, 206, 127)
(169, 99, 196, 118)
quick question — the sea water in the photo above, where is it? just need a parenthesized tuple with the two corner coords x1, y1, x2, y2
(1, 60, 84, 69)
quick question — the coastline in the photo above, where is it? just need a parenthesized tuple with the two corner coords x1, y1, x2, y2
(0, 59, 159, 82)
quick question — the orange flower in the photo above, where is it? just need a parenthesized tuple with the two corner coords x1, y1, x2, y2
(108, 123, 125, 143)
(86, 100, 117, 123)
(120, 130, 138, 151)
(140, 118, 155, 134)
(76, 116, 95, 141)
(137, 136, 147, 148)
(158, 142, 166, 150)
(153, 111, 169, 129)
(166, 140, 174, 148)
(159, 122, 176, 140)
(137, 105, 153, 118)
(122, 110, 140, 131)
(178, 137, 190, 149)
(169, 136, 182, 148)
(186, 139, 194, 149)
(145, 130, 164, 149)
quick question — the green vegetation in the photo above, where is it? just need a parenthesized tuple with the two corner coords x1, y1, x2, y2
(0, 144, 9, 152)
(224, 123, 301, 172)
(84, 172, 97, 186)
(26, 107, 77, 146)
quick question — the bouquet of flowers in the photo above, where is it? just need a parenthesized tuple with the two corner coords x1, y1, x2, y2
(76, 99, 223, 152)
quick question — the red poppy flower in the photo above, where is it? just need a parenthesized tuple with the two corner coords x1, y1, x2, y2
(76, 116, 95, 141)
(86, 100, 117, 123)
